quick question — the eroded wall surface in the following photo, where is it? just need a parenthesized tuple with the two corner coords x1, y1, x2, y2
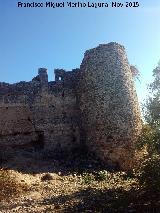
(0, 69, 81, 154)
(78, 43, 142, 169)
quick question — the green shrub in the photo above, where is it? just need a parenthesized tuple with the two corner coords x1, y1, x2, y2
(82, 173, 95, 185)
(136, 154, 160, 191)
(135, 124, 160, 192)
(136, 125, 160, 155)
(94, 171, 107, 182)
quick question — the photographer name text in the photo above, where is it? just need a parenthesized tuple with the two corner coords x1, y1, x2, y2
(17, 1, 140, 8)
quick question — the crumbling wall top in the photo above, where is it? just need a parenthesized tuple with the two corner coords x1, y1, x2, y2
(38, 68, 48, 75)
(54, 69, 66, 81)
(84, 42, 125, 58)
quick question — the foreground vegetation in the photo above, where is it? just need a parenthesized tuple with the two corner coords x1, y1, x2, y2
(135, 62, 160, 195)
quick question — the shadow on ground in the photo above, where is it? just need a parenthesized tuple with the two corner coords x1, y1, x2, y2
(38, 187, 160, 213)
(0, 146, 116, 175)
(1, 147, 160, 212)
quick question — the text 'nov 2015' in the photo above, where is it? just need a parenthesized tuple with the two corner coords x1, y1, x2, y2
(17, 1, 140, 9)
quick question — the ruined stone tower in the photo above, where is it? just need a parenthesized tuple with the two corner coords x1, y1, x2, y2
(0, 42, 142, 170)
(78, 42, 142, 169)
(38, 68, 48, 93)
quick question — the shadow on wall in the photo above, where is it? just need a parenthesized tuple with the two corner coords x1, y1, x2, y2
(0, 144, 116, 175)
(33, 131, 45, 151)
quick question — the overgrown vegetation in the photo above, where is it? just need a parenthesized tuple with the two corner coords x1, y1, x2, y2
(136, 154, 160, 191)
(136, 62, 160, 193)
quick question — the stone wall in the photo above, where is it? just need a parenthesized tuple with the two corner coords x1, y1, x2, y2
(0, 68, 81, 155)
(0, 42, 142, 169)
(78, 43, 142, 170)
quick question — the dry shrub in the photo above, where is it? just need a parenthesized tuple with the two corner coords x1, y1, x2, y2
(0, 169, 29, 201)
(41, 173, 53, 181)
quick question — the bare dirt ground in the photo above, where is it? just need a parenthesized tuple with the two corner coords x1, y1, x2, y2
(0, 150, 160, 213)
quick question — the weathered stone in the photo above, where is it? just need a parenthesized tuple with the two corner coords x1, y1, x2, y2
(0, 42, 142, 170)
(78, 42, 142, 170)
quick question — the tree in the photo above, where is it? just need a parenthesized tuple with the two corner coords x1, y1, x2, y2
(140, 62, 160, 154)
(144, 62, 160, 128)
(136, 62, 160, 191)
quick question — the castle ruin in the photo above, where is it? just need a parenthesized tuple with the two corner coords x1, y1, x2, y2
(0, 42, 142, 170)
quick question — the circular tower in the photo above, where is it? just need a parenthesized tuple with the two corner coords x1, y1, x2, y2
(78, 42, 142, 170)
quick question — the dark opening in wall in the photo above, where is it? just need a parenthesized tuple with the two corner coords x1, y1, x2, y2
(34, 131, 44, 151)
(107, 135, 113, 140)
(54, 69, 65, 82)
(13, 132, 19, 136)
(62, 112, 67, 118)
(27, 117, 31, 122)
(107, 135, 113, 143)
(72, 136, 76, 142)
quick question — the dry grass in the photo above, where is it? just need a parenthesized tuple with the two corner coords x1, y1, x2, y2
(0, 169, 29, 201)
(0, 150, 160, 212)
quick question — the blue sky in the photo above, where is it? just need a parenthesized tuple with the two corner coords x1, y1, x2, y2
(0, 0, 160, 103)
